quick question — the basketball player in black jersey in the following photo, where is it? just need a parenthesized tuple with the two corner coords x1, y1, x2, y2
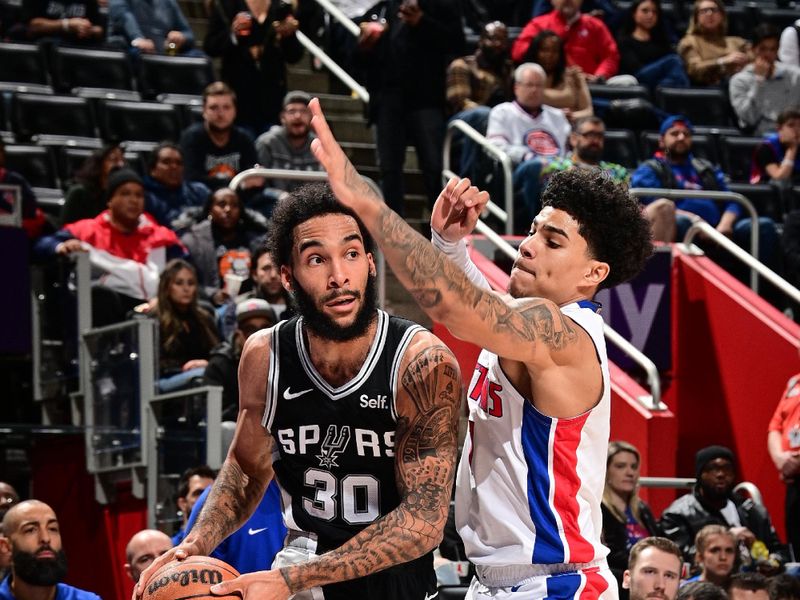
(135, 184, 463, 600)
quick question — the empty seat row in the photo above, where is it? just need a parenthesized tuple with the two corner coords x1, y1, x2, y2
(0, 93, 203, 144)
(0, 42, 213, 99)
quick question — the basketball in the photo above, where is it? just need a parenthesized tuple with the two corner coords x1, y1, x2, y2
(142, 556, 241, 600)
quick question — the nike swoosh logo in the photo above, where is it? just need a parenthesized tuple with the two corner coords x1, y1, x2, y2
(248, 527, 268, 535)
(283, 387, 313, 400)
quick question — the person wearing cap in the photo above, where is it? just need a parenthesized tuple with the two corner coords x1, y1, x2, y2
(255, 91, 321, 206)
(204, 298, 277, 419)
(630, 116, 779, 270)
(34, 168, 188, 326)
(658, 445, 789, 570)
(203, 0, 303, 136)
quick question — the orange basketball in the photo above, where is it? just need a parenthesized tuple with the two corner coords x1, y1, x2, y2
(142, 556, 241, 600)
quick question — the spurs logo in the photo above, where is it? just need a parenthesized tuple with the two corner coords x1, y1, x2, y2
(316, 424, 351, 468)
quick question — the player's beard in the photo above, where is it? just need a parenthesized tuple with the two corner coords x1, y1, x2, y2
(12, 547, 68, 586)
(292, 273, 377, 342)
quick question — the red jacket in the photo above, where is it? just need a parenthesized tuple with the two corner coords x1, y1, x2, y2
(511, 11, 620, 79)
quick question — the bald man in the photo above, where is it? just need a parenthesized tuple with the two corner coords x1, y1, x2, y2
(124, 529, 173, 583)
(0, 482, 18, 579)
(0, 500, 101, 600)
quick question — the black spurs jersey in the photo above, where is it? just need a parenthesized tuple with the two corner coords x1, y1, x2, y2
(262, 309, 425, 553)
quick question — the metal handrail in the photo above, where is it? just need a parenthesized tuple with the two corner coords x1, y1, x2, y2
(639, 477, 695, 489)
(229, 167, 386, 308)
(443, 119, 514, 235)
(313, 0, 361, 37)
(683, 220, 800, 303)
(463, 232, 663, 409)
(295, 30, 369, 104)
(628, 187, 760, 289)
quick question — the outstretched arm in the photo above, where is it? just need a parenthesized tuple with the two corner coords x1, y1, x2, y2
(309, 98, 580, 367)
(209, 333, 462, 600)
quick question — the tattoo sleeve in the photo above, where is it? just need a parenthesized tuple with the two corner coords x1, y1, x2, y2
(280, 344, 462, 592)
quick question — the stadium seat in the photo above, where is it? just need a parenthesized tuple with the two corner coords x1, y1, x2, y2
(0, 42, 49, 86)
(51, 47, 136, 94)
(138, 55, 213, 99)
(587, 83, 650, 101)
(719, 135, 762, 183)
(73, 87, 142, 103)
(10, 94, 97, 141)
(3, 144, 59, 188)
(98, 100, 182, 143)
(603, 129, 639, 169)
(656, 87, 732, 127)
(157, 93, 204, 128)
(756, 7, 798, 33)
(727, 183, 782, 221)
(725, 5, 755, 42)
(639, 131, 718, 165)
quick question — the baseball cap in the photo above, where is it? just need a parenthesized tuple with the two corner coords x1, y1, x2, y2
(659, 115, 694, 136)
(235, 298, 277, 325)
(282, 90, 312, 109)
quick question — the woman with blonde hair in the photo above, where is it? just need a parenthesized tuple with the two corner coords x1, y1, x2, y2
(687, 525, 737, 586)
(602, 440, 662, 588)
(677, 0, 750, 85)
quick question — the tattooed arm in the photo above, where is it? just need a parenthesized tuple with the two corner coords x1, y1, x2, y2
(308, 98, 588, 368)
(209, 332, 462, 600)
(134, 331, 275, 598)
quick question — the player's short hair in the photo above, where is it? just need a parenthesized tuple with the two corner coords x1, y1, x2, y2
(679, 581, 729, 600)
(267, 183, 375, 269)
(767, 574, 800, 600)
(729, 573, 768, 594)
(540, 169, 653, 290)
(628, 536, 683, 571)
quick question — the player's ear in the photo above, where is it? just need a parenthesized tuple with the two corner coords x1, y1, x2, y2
(622, 569, 632, 590)
(585, 259, 609, 287)
(281, 265, 294, 292)
(367, 253, 376, 278)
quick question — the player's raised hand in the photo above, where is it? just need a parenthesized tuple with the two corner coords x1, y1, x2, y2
(431, 176, 490, 243)
(210, 568, 290, 600)
(309, 98, 381, 212)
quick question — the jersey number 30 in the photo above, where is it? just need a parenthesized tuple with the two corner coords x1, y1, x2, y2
(303, 468, 381, 524)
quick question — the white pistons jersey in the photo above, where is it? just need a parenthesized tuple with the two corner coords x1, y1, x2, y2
(455, 301, 611, 572)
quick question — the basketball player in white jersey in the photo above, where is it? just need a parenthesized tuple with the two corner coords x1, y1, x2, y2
(135, 185, 462, 599)
(307, 98, 654, 600)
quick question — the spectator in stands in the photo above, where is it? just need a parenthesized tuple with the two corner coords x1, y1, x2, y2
(148, 259, 220, 393)
(183, 467, 285, 574)
(540, 116, 629, 185)
(0, 483, 19, 580)
(0, 140, 46, 240)
(0, 500, 101, 600)
(180, 82, 258, 191)
(630, 115, 779, 272)
(751, 109, 800, 187)
(36, 168, 187, 326)
(124, 529, 173, 583)
(180, 188, 267, 306)
(23, 0, 105, 45)
(60, 144, 126, 226)
(107, 0, 200, 56)
(730, 24, 800, 137)
(446, 20, 513, 179)
(216, 244, 292, 340)
(143, 142, 209, 228)
(254, 90, 321, 208)
(511, 0, 620, 82)
(767, 575, 800, 600)
(659, 445, 788, 571)
(602, 440, 662, 587)
(487, 62, 571, 227)
(679, 582, 730, 600)
(203, 0, 303, 136)
(172, 465, 215, 544)
(687, 525, 737, 587)
(204, 298, 276, 419)
(623, 537, 683, 600)
(766, 370, 800, 560)
(522, 30, 593, 122)
(677, 0, 750, 86)
(778, 19, 800, 67)
(616, 0, 690, 90)
(357, 0, 465, 215)
(728, 573, 770, 600)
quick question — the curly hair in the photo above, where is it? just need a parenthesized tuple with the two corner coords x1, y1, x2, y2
(267, 183, 375, 269)
(540, 169, 653, 291)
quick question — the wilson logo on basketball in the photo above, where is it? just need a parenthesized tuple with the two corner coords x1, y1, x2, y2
(147, 569, 224, 594)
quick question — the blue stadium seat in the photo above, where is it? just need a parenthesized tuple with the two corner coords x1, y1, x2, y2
(10, 94, 97, 141)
